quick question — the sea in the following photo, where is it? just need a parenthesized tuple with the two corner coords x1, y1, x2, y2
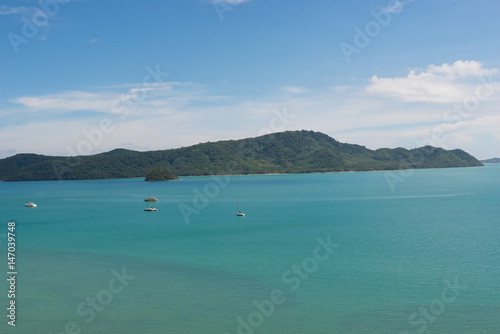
(0, 164, 499, 334)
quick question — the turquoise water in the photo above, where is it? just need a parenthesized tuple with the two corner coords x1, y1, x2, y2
(0, 165, 499, 333)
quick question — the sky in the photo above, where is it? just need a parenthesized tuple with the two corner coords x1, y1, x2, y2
(1, 0, 500, 160)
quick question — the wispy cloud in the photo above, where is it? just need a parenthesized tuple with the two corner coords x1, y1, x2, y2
(282, 86, 307, 94)
(0, 1, 81, 18)
(366, 60, 499, 103)
(88, 38, 99, 44)
(12, 91, 112, 113)
(9, 82, 225, 116)
(331, 86, 351, 94)
(0, 5, 37, 16)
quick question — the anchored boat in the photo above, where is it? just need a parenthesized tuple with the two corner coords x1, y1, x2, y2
(236, 200, 245, 216)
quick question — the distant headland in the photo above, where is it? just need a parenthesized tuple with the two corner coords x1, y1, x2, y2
(480, 158, 500, 163)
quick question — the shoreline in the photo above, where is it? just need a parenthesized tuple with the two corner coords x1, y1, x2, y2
(1, 165, 486, 183)
(176, 165, 484, 179)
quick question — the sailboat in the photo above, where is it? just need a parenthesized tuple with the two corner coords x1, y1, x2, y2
(144, 202, 158, 212)
(236, 200, 245, 216)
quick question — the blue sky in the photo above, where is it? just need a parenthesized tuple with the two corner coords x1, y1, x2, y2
(1, 0, 500, 159)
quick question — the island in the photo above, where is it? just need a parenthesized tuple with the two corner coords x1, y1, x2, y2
(0, 130, 483, 181)
(480, 158, 500, 163)
(145, 168, 178, 181)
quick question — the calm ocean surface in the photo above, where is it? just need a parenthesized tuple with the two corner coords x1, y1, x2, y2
(0, 165, 499, 334)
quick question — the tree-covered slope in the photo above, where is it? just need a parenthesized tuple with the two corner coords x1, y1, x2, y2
(0, 130, 483, 181)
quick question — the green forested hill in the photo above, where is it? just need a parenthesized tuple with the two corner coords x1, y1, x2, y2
(0, 130, 483, 181)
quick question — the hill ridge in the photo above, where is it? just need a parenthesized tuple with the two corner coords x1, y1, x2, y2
(480, 158, 500, 163)
(0, 130, 483, 181)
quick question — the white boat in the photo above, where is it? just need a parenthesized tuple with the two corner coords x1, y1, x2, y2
(144, 202, 158, 211)
(236, 200, 245, 216)
(25, 202, 37, 207)
(144, 195, 158, 202)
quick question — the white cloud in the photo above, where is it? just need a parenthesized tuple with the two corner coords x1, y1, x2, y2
(0, 5, 37, 16)
(0, 98, 296, 158)
(12, 91, 113, 113)
(88, 38, 99, 44)
(0, 1, 80, 16)
(422, 114, 500, 159)
(281, 86, 306, 94)
(366, 60, 499, 103)
(427, 60, 498, 78)
(9, 82, 213, 116)
(3, 62, 500, 161)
